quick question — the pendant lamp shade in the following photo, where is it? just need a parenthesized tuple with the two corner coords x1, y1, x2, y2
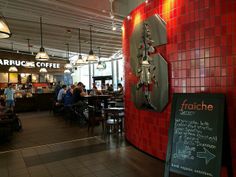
(64, 43, 73, 69)
(9, 66, 18, 72)
(64, 63, 72, 69)
(35, 17, 49, 61)
(75, 28, 86, 66)
(75, 54, 85, 65)
(64, 69, 71, 74)
(0, 15, 11, 39)
(86, 25, 97, 62)
(39, 68, 47, 73)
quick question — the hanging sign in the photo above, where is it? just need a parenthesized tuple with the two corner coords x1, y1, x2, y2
(0, 59, 60, 68)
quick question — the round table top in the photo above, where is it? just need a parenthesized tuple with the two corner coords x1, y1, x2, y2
(104, 107, 125, 111)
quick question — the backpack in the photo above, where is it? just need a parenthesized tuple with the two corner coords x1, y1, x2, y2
(13, 116, 22, 131)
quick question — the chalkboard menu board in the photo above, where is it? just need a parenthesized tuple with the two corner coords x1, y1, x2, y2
(164, 93, 225, 177)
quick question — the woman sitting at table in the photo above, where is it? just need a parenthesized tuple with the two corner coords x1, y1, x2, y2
(90, 83, 102, 95)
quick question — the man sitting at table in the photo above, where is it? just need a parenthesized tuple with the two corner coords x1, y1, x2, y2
(72, 82, 87, 121)
(73, 82, 87, 103)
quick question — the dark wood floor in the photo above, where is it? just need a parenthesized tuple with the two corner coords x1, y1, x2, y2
(0, 111, 101, 151)
(0, 111, 185, 177)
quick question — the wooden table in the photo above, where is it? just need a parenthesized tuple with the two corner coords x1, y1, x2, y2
(83, 95, 111, 108)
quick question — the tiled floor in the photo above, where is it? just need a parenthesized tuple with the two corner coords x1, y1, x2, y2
(0, 136, 184, 177)
(0, 111, 184, 177)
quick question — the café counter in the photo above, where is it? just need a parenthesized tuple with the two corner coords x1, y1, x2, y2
(14, 93, 54, 113)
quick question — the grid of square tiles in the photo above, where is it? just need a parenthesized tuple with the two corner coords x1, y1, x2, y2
(0, 137, 167, 177)
(123, 0, 236, 176)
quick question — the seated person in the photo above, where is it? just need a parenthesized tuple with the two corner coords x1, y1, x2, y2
(114, 83, 124, 100)
(57, 85, 67, 104)
(90, 83, 102, 95)
(106, 84, 114, 94)
(73, 82, 87, 104)
(117, 83, 124, 95)
(64, 85, 75, 107)
(72, 82, 88, 120)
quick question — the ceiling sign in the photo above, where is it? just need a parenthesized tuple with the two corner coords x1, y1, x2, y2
(0, 59, 60, 68)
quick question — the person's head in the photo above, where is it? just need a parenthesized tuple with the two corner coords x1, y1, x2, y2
(118, 83, 123, 88)
(92, 83, 97, 88)
(77, 82, 83, 90)
(70, 84, 75, 90)
(57, 81, 61, 85)
(62, 85, 67, 90)
(8, 83, 13, 88)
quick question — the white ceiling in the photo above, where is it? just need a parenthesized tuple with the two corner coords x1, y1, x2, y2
(0, 0, 125, 59)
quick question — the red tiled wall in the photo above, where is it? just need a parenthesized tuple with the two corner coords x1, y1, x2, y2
(123, 0, 236, 176)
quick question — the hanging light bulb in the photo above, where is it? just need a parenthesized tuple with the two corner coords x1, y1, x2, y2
(86, 25, 97, 62)
(64, 43, 73, 69)
(35, 17, 49, 61)
(112, 21, 116, 31)
(0, 15, 11, 39)
(39, 68, 47, 73)
(64, 69, 71, 74)
(96, 47, 106, 70)
(74, 28, 86, 66)
(9, 66, 18, 72)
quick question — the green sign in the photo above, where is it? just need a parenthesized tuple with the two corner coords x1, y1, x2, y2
(165, 93, 225, 177)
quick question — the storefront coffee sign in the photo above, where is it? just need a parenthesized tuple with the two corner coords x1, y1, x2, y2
(0, 59, 60, 68)
(164, 93, 225, 177)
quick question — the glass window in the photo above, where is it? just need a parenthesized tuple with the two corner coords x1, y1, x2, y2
(112, 60, 117, 90)
(9, 73, 18, 83)
(79, 65, 90, 89)
(94, 61, 112, 76)
(117, 59, 124, 86)
(0, 73, 8, 83)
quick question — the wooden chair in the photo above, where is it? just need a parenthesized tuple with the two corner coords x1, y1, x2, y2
(87, 105, 105, 133)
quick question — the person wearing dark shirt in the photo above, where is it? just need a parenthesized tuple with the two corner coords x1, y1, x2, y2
(73, 82, 87, 104)
(64, 85, 75, 107)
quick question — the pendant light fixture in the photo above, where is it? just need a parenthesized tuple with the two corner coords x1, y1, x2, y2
(35, 17, 49, 61)
(86, 25, 97, 62)
(96, 47, 106, 70)
(0, 14, 11, 38)
(74, 28, 86, 66)
(64, 69, 71, 74)
(24, 39, 35, 68)
(39, 68, 47, 73)
(64, 43, 73, 69)
(9, 66, 18, 72)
